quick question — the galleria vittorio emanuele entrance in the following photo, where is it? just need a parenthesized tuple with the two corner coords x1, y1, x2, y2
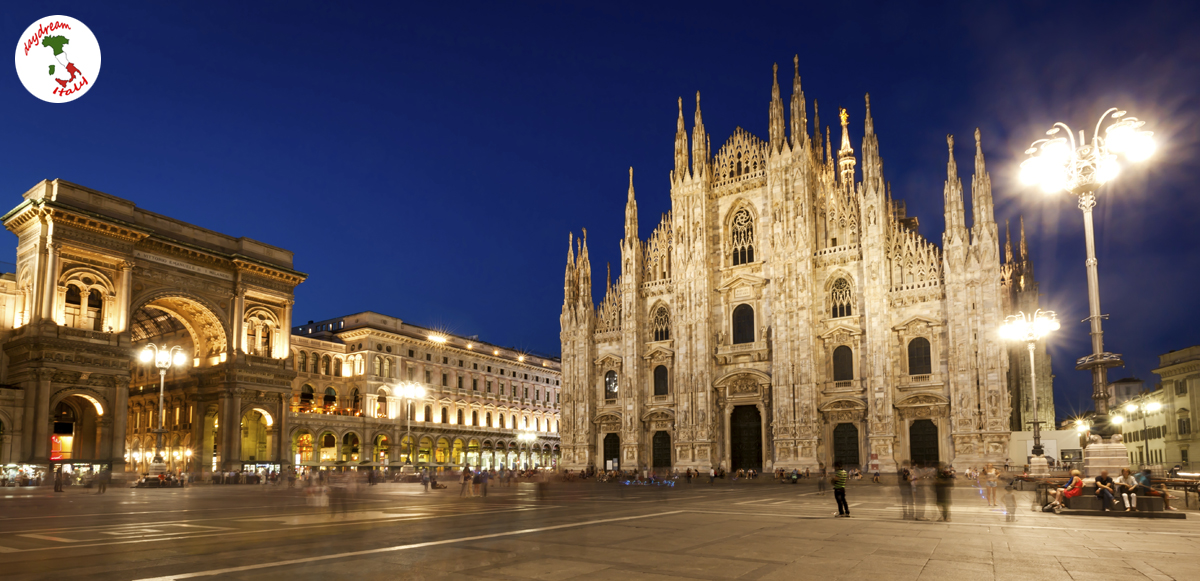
(0, 180, 303, 478)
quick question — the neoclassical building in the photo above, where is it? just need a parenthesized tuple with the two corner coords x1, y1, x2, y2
(285, 313, 560, 473)
(559, 58, 1052, 474)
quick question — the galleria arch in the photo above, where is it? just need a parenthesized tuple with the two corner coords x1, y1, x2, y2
(0, 180, 304, 477)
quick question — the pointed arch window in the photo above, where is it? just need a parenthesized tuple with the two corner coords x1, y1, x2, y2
(830, 278, 853, 318)
(732, 304, 755, 344)
(907, 337, 932, 376)
(651, 306, 670, 342)
(731, 208, 755, 266)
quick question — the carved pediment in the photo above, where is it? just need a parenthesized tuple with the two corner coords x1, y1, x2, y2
(641, 408, 675, 422)
(892, 315, 943, 332)
(895, 393, 950, 408)
(594, 354, 623, 370)
(643, 344, 675, 361)
(819, 398, 866, 412)
(716, 273, 766, 294)
(819, 323, 862, 346)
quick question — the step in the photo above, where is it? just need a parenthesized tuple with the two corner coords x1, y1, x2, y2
(1057, 508, 1186, 519)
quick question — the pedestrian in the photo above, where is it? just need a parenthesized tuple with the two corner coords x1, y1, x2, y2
(831, 462, 849, 517)
(480, 469, 489, 497)
(1135, 469, 1178, 511)
(982, 462, 1000, 507)
(53, 468, 63, 493)
(817, 464, 828, 496)
(421, 469, 430, 493)
(709, 467, 715, 485)
(898, 461, 914, 520)
(460, 468, 472, 497)
(934, 463, 954, 521)
(1002, 485, 1017, 522)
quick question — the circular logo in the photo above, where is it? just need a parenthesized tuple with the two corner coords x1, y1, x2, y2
(14, 15, 101, 103)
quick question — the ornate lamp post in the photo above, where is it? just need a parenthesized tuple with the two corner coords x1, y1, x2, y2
(1000, 309, 1060, 465)
(1019, 109, 1155, 432)
(138, 343, 188, 473)
(394, 382, 426, 465)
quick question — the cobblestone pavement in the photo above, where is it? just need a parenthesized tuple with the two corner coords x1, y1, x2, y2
(1, 478, 1198, 580)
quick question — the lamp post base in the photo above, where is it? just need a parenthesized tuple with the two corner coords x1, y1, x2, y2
(1029, 455, 1050, 478)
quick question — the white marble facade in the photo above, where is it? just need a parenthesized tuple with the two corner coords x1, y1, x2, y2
(559, 58, 1053, 474)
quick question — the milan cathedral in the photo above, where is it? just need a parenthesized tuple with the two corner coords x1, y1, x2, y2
(559, 57, 1053, 474)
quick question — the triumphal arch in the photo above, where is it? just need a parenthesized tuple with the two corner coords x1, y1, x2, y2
(0, 180, 303, 476)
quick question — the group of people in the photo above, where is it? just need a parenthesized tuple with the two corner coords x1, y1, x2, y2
(1049, 468, 1179, 512)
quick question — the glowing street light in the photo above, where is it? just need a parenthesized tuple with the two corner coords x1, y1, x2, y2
(394, 382, 426, 465)
(1000, 309, 1060, 458)
(138, 343, 188, 472)
(1018, 109, 1154, 427)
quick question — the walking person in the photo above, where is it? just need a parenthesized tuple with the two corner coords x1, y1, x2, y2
(480, 469, 489, 497)
(709, 467, 715, 485)
(898, 461, 914, 520)
(421, 468, 430, 493)
(97, 468, 110, 494)
(982, 463, 1000, 507)
(459, 468, 471, 497)
(934, 463, 954, 521)
(817, 464, 828, 496)
(831, 462, 849, 517)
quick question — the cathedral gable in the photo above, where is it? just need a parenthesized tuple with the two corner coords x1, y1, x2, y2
(712, 127, 767, 193)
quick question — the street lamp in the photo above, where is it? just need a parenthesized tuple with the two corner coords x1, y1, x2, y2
(394, 382, 426, 465)
(1019, 108, 1154, 430)
(1118, 400, 1162, 467)
(517, 432, 536, 470)
(1000, 309, 1060, 459)
(138, 343, 188, 473)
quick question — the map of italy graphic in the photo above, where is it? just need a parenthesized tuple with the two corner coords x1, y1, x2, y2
(41, 35, 81, 88)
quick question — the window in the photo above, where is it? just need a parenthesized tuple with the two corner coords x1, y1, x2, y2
(487, 366, 492, 372)
(443, 357, 448, 364)
(830, 278, 853, 318)
(472, 379, 478, 391)
(1177, 380, 1189, 396)
(1184, 450, 1190, 464)
(471, 411, 478, 426)
(732, 304, 754, 344)
(524, 387, 529, 399)
(604, 371, 618, 400)
(459, 360, 464, 367)
(457, 376, 463, 389)
(425, 353, 431, 361)
(299, 352, 307, 372)
(654, 365, 668, 396)
(1178, 418, 1191, 436)
(408, 367, 415, 381)
(486, 412, 492, 427)
(441, 408, 449, 423)
(424, 370, 431, 383)
(373, 357, 382, 376)
(424, 405, 431, 421)
(408, 349, 414, 357)
(473, 363, 478, 370)
(441, 373, 448, 387)
(500, 383, 505, 395)
(833, 346, 853, 381)
(457, 409, 464, 425)
(651, 306, 670, 342)
(487, 381, 493, 393)
(730, 208, 755, 266)
(907, 337, 932, 375)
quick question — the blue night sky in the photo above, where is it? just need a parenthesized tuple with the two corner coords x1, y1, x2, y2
(3, 2, 1197, 421)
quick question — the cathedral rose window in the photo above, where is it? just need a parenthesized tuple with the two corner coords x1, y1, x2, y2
(731, 208, 755, 266)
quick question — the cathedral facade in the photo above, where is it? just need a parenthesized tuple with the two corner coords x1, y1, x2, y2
(559, 58, 1052, 474)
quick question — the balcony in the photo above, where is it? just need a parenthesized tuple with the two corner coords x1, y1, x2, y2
(898, 373, 943, 389)
(714, 340, 770, 365)
(822, 379, 862, 394)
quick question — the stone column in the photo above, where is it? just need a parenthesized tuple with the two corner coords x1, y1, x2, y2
(39, 241, 61, 322)
(56, 286, 69, 326)
(111, 377, 129, 472)
(97, 416, 112, 461)
(31, 369, 53, 463)
(232, 284, 246, 355)
(277, 395, 290, 468)
(220, 389, 243, 471)
(117, 261, 134, 333)
(280, 300, 293, 358)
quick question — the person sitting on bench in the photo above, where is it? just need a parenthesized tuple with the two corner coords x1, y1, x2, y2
(1115, 468, 1138, 511)
(1136, 469, 1178, 511)
(1048, 470, 1083, 511)
(1094, 470, 1116, 511)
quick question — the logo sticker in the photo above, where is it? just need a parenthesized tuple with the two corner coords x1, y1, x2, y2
(14, 15, 101, 103)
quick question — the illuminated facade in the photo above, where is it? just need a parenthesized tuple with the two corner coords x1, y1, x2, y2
(286, 313, 560, 472)
(559, 58, 1052, 474)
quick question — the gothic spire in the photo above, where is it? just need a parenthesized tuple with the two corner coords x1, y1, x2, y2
(769, 63, 785, 153)
(790, 55, 806, 149)
(625, 167, 638, 242)
(1019, 215, 1028, 260)
(861, 93, 881, 187)
(674, 97, 689, 181)
(970, 128, 995, 229)
(837, 107, 856, 186)
(1004, 220, 1013, 263)
(691, 92, 709, 179)
(943, 134, 967, 244)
